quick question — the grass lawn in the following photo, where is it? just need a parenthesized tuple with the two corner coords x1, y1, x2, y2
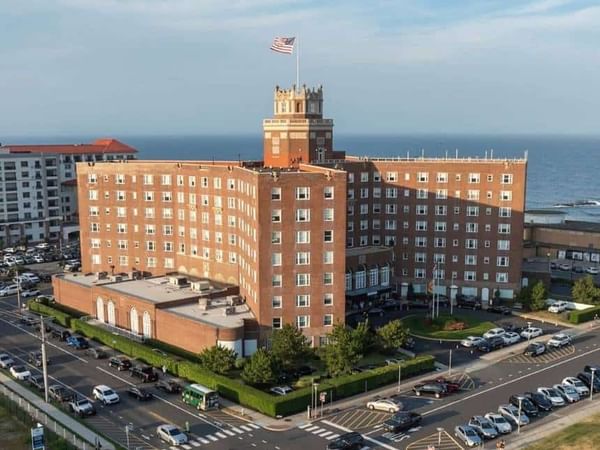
(0, 404, 30, 450)
(402, 314, 496, 340)
(519, 310, 573, 326)
(526, 412, 600, 450)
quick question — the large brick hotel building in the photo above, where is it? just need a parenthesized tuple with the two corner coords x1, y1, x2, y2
(53, 85, 527, 355)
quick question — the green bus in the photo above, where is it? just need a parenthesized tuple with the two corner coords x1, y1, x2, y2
(182, 384, 219, 411)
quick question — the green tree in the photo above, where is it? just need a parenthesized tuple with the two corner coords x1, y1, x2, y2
(323, 324, 362, 377)
(270, 324, 311, 371)
(376, 320, 409, 354)
(572, 276, 600, 304)
(517, 284, 533, 310)
(530, 281, 548, 311)
(241, 348, 276, 386)
(351, 320, 374, 354)
(198, 345, 237, 374)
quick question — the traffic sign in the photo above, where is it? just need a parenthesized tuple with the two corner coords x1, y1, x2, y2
(31, 425, 44, 450)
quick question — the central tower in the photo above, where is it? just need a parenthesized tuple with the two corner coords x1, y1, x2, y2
(263, 85, 334, 168)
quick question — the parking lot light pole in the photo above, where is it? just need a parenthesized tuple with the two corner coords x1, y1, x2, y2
(591, 368, 596, 401)
(448, 350, 452, 376)
(517, 398, 523, 434)
(527, 321, 532, 342)
(436, 427, 444, 445)
(397, 365, 402, 393)
(40, 315, 49, 403)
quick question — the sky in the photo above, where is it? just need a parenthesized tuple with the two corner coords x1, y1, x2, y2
(1, 0, 599, 137)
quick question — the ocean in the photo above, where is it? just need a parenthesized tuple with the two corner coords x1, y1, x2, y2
(6, 134, 600, 222)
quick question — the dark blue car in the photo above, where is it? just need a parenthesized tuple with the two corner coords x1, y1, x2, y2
(66, 336, 89, 349)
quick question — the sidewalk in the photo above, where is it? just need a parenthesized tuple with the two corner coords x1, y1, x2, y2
(0, 373, 116, 450)
(222, 321, 600, 432)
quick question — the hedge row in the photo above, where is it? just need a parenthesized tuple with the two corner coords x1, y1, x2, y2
(568, 305, 600, 324)
(36, 304, 436, 417)
(27, 300, 72, 328)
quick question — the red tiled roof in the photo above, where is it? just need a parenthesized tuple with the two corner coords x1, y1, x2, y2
(3, 138, 137, 155)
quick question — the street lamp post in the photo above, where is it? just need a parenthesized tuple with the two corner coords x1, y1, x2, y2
(397, 365, 402, 393)
(591, 368, 596, 401)
(517, 398, 523, 434)
(437, 427, 444, 446)
(448, 350, 452, 376)
(527, 321, 532, 342)
(547, 252, 551, 273)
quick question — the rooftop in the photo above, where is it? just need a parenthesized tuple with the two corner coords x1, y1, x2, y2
(346, 246, 394, 257)
(166, 301, 254, 329)
(1, 139, 137, 155)
(527, 220, 600, 233)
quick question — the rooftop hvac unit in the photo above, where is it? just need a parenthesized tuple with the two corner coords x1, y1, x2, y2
(109, 275, 122, 283)
(198, 298, 211, 311)
(168, 275, 187, 287)
(223, 306, 235, 316)
(226, 295, 242, 306)
(191, 280, 210, 292)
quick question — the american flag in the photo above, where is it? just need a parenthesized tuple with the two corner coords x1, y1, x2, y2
(270, 37, 296, 54)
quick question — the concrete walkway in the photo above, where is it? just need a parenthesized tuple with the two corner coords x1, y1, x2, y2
(0, 373, 116, 450)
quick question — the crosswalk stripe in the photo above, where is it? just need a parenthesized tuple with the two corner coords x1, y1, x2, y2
(231, 427, 244, 434)
(305, 425, 319, 432)
(298, 423, 312, 429)
(224, 429, 235, 436)
(318, 430, 332, 437)
(215, 432, 227, 439)
(181, 445, 192, 450)
(240, 425, 253, 432)
(312, 428, 326, 434)
(190, 441, 201, 447)
(170, 447, 178, 450)
(326, 434, 339, 440)
(198, 437, 210, 444)
(206, 434, 218, 441)
(248, 423, 260, 429)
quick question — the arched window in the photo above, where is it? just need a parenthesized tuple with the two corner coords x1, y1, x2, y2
(96, 297, 105, 322)
(142, 311, 152, 338)
(130, 307, 139, 334)
(107, 301, 116, 326)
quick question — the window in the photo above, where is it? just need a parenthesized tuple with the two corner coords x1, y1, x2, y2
(323, 314, 333, 326)
(272, 275, 282, 287)
(386, 204, 397, 214)
(466, 206, 479, 216)
(498, 223, 511, 234)
(323, 208, 334, 221)
(386, 188, 397, 198)
(500, 190, 512, 201)
(434, 237, 446, 248)
(272, 317, 282, 329)
(497, 256, 510, 267)
(468, 173, 480, 184)
(88, 190, 98, 200)
(324, 230, 334, 243)
(146, 241, 156, 251)
(415, 252, 426, 263)
(271, 187, 281, 200)
(465, 255, 477, 265)
(272, 297, 282, 308)
(454, 206, 460, 215)
(386, 172, 397, 182)
(498, 240, 510, 250)
(117, 223, 127, 234)
(296, 230, 310, 243)
(143, 174, 153, 185)
(360, 172, 369, 182)
(385, 219, 397, 230)
(296, 316, 310, 328)
(415, 236, 427, 247)
(296, 252, 310, 265)
(296, 273, 310, 286)
(496, 272, 508, 283)
(465, 239, 478, 249)
(464, 271, 476, 281)
(417, 172, 429, 182)
(355, 271, 366, 289)
(296, 187, 310, 200)
(416, 221, 427, 231)
(271, 209, 281, 222)
(296, 295, 310, 307)
(417, 189, 428, 199)
(324, 186, 334, 199)
(467, 190, 480, 200)
(501, 174, 513, 184)
(416, 205, 428, 215)
(435, 205, 447, 216)
(436, 172, 448, 183)
(466, 222, 478, 233)
(271, 231, 281, 244)
(436, 189, 447, 199)
(373, 172, 381, 182)
(88, 173, 97, 183)
(272, 253, 282, 266)
(499, 207, 512, 217)
(323, 272, 333, 285)
(296, 208, 310, 222)
(415, 268, 425, 279)
(360, 188, 369, 199)
(323, 251, 334, 264)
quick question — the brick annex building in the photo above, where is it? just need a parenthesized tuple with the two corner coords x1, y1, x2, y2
(53, 85, 527, 355)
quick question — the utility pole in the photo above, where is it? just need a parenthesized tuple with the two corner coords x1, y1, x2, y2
(397, 365, 402, 393)
(448, 350, 452, 376)
(40, 315, 49, 403)
(16, 268, 22, 312)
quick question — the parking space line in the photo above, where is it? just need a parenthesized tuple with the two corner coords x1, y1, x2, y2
(322, 420, 399, 450)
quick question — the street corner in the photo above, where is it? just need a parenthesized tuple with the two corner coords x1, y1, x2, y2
(447, 372, 476, 392)
(406, 429, 464, 450)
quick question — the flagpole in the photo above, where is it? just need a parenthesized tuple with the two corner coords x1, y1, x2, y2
(296, 36, 300, 90)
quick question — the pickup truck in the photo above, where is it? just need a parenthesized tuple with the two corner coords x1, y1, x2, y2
(130, 365, 159, 382)
(69, 398, 96, 417)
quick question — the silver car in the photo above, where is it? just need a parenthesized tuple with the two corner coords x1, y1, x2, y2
(156, 424, 188, 446)
(553, 384, 580, 403)
(562, 377, 589, 396)
(468, 415, 498, 439)
(498, 404, 529, 426)
(484, 413, 513, 434)
(454, 425, 482, 448)
(537, 387, 566, 406)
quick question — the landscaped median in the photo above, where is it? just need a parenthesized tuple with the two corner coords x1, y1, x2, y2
(568, 305, 600, 324)
(28, 300, 435, 417)
(402, 313, 496, 341)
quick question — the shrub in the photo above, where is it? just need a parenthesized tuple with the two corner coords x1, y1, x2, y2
(27, 300, 72, 327)
(568, 306, 600, 324)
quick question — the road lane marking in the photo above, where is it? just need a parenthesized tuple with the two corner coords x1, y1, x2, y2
(240, 425, 253, 431)
(215, 432, 227, 438)
(322, 420, 400, 450)
(423, 345, 600, 418)
(298, 423, 312, 429)
(248, 423, 260, 429)
(231, 426, 244, 433)
(206, 434, 218, 441)
(223, 429, 235, 436)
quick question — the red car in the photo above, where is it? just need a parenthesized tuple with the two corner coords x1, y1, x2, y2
(426, 376, 460, 393)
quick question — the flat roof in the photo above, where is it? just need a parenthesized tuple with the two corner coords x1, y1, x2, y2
(528, 220, 600, 233)
(166, 301, 254, 329)
(346, 246, 394, 257)
(525, 209, 567, 215)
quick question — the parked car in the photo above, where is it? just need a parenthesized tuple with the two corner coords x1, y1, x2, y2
(502, 332, 521, 346)
(382, 411, 422, 433)
(562, 377, 590, 396)
(0, 284, 19, 296)
(66, 336, 89, 349)
(130, 365, 159, 382)
(427, 376, 461, 393)
(454, 425, 483, 448)
(509, 394, 539, 417)
(577, 372, 600, 392)
(69, 398, 96, 417)
(461, 336, 485, 348)
(547, 333, 572, 348)
(326, 432, 364, 450)
(484, 413, 512, 434)
(520, 327, 543, 340)
(477, 337, 505, 353)
(270, 386, 293, 396)
(9, 365, 31, 381)
(156, 379, 182, 394)
(548, 301, 568, 313)
(487, 305, 512, 315)
(523, 391, 553, 411)
(127, 386, 153, 401)
(84, 347, 108, 359)
(523, 342, 546, 357)
(468, 416, 498, 439)
(92, 385, 120, 405)
(21, 288, 40, 298)
(0, 353, 15, 369)
(156, 424, 188, 446)
(498, 404, 529, 426)
(28, 351, 50, 367)
(573, 266, 585, 274)
(553, 384, 580, 403)
(537, 387, 566, 406)
(413, 382, 446, 398)
(585, 266, 599, 275)
(483, 328, 506, 340)
(49, 327, 71, 341)
(28, 374, 45, 391)
(583, 364, 600, 374)
(49, 385, 73, 402)
(456, 295, 482, 309)
(366, 398, 403, 413)
(108, 355, 132, 371)
(558, 263, 571, 271)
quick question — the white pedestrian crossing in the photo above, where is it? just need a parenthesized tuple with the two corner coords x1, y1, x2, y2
(318, 430, 333, 437)
(181, 421, 261, 447)
(198, 437, 210, 444)
(326, 433, 340, 440)
(189, 441, 201, 447)
(181, 445, 192, 450)
(206, 434, 218, 441)
(223, 429, 235, 436)
(305, 425, 319, 432)
(298, 423, 312, 429)
(311, 427, 326, 434)
(215, 432, 227, 439)
(240, 425, 253, 432)
(231, 427, 244, 434)
(248, 423, 260, 429)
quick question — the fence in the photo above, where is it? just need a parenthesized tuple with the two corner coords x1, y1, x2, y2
(0, 382, 112, 450)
